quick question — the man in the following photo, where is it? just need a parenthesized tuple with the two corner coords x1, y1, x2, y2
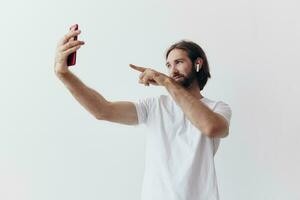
(54, 26, 232, 200)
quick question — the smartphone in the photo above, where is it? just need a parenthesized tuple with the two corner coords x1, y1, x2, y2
(67, 24, 79, 66)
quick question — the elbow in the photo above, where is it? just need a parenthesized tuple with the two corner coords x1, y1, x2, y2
(94, 112, 107, 120)
(205, 127, 216, 138)
(205, 125, 229, 139)
(95, 114, 104, 120)
(94, 101, 111, 121)
(94, 109, 108, 120)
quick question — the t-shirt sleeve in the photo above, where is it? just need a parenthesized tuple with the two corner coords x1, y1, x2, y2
(213, 101, 232, 126)
(133, 96, 156, 125)
(212, 101, 232, 150)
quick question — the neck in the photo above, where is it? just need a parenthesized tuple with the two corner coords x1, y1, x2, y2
(185, 80, 204, 100)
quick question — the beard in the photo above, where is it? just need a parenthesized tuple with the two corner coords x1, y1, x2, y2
(176, 68, 197, 88)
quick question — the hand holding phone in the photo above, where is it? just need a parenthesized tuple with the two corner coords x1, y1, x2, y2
(54, 24, 85, 74)
(67, 24, 79, 66)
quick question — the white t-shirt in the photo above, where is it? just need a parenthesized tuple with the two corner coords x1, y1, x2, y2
(134, 94, 232, 200)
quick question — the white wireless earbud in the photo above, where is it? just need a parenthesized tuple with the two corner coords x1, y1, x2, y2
(196, 64, 200, 72)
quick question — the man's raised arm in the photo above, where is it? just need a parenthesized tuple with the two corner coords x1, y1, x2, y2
(54, 27, 138, 125)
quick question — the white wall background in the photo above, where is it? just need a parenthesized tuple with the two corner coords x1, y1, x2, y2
(0, 0, 299, 199)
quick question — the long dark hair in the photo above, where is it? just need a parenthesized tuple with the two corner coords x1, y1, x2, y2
(165, 40, 211, 91)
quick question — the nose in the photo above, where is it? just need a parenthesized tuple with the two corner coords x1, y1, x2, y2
(169, 65, 179, 76)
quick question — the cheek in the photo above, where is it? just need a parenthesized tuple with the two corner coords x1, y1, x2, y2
(167, 63, 190, 76)
(179, 64, 191, 76)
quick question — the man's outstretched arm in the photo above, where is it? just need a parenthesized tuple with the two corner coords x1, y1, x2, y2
(54, 27, 138, 125)
(55, 71, 138, 125)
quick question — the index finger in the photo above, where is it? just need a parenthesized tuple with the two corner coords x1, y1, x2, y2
(60, 30, 81, 45)
(129, 64, 146, 72)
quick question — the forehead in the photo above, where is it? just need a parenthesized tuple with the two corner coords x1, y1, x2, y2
(166, 48, 189, 62)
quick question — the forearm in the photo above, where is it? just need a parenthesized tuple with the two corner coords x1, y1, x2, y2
(55, 70, 109, 119)
(163, 78, 216, 136)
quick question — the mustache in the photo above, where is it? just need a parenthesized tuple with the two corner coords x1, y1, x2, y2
(171, 74, 184, 79)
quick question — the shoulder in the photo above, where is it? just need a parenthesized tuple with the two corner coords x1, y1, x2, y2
(214, 100, 232, 111)
(202, 97, 231, 110)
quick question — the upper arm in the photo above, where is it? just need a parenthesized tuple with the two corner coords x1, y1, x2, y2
(208, 101, 232, 138)
(97, 101, 139, 125)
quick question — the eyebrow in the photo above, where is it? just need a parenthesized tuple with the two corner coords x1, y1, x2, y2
(165, 58, 185, 66)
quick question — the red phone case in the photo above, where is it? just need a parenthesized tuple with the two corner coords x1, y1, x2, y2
(67, 24, 79, 66)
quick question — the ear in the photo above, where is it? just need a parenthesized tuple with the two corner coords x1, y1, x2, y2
(194, 58, 204, 72)
(195, 57, 204, 67)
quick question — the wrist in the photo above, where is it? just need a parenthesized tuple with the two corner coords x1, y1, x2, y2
(162, 76, 173, 87)
(55, 69, 70, 77)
